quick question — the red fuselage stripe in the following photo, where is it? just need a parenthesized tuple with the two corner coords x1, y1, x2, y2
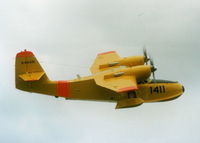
(57, 81, 70, 97)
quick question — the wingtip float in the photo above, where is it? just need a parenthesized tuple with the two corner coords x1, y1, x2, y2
(15, 49, 184, 109)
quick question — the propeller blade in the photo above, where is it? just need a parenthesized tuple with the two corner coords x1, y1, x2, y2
(143, 46, 149, 64)
(149, 56, 157, 82)
(152, 71, 155, 82)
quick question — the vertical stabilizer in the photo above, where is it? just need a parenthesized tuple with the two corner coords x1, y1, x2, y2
(15, 50, 57, 96)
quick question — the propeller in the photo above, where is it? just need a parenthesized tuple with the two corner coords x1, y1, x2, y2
(149, 56, 157, 82)
(143, 46, 149, 64)
(143, 47, 157, 82)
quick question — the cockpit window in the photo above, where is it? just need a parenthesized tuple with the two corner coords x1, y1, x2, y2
(149, 79, 178, 83)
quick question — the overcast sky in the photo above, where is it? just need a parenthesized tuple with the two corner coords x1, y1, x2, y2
(0, 0, 200, 143)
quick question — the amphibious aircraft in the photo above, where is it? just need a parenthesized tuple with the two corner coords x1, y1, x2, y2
(15, 49, 184, 109)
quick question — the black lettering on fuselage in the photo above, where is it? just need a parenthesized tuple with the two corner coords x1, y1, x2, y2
(150, 86, 165, 94)
(21, 60, 35, 64)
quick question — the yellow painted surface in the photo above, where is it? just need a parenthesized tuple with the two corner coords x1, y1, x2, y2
(19, 72, 45, 81)
(15, 50, 184, 108)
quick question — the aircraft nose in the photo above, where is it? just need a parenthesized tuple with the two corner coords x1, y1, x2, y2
(182, 86, 185, 93)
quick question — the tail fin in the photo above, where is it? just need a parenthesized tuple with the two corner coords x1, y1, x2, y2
(15, 50, 51, 93)
(15, 50, 70, 98)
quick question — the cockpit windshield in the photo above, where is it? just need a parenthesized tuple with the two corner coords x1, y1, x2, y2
(149, 79, 178, 83)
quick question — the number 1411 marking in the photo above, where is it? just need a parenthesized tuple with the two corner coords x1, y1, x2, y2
(150, 86, 165, 94)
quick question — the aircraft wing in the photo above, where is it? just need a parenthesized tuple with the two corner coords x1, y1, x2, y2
(94, 74, 138, 93)
(90, 51, 120, 74)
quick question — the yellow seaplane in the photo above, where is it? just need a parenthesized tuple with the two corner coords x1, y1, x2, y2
(15, 49, 184, 109)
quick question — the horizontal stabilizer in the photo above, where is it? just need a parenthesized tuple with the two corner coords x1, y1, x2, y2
(116, 98, 144, 109)
(19, 72, 45, 81)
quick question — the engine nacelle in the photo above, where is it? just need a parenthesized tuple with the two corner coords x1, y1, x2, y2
(99, 56, 145, 70)
(104, 65, 151, 81)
